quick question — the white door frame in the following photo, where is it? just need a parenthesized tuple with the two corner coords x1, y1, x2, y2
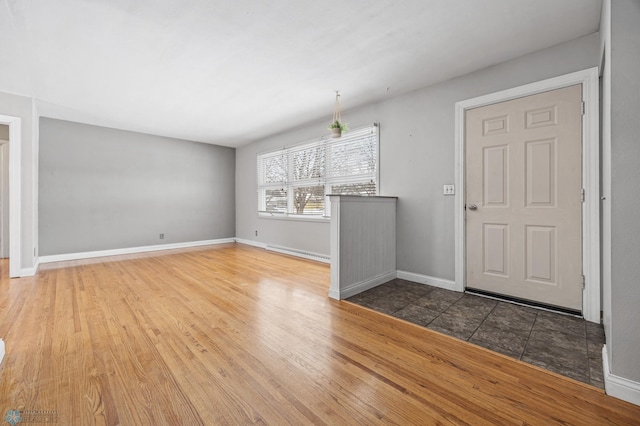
(454, 68, 600, 323)
(0, 114, 22, 278)
(0, 141, 8, 259)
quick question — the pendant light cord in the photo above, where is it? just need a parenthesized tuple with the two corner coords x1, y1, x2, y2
(332, 91, 342, 124)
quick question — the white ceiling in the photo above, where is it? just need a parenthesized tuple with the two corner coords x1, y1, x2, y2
(0, 0, 601, 147)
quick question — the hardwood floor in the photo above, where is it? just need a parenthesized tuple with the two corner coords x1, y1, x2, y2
(0, 244, 639, 425)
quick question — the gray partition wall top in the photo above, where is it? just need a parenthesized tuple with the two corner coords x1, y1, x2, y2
(39, 118, 235, 256)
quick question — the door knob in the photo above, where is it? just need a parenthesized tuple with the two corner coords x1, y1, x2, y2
(468, 204, 478, 211)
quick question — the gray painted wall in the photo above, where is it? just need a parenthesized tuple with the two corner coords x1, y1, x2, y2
(39, 118, 235, 255)
(236, 33, 599, 280)
(0, 124, 8, 140)
(599, 0, 613, 374)
(235, 124, 332, 255)
(610, 0, 640, 382)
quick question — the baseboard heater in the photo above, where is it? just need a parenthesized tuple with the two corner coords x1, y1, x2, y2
(265, 245, 330, 264)
(465, 287, 582, 317)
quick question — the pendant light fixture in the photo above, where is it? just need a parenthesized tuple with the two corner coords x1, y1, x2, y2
(328, 91, 347, 138)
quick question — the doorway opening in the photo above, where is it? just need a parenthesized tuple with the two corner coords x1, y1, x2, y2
(0, 128, 7, 278)
(454, 68, 600, 323)
(0, 114, 22, 278)
(464, 84, 583, 312)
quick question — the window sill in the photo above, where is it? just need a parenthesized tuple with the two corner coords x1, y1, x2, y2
(258, 212, 330, 223)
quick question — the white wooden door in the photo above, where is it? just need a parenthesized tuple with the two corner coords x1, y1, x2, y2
(465, 84, 583, 311)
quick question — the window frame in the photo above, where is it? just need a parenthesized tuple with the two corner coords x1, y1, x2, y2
(257, 124, 379, 220)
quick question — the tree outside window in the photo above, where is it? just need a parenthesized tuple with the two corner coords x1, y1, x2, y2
(258, 125, 378, 217)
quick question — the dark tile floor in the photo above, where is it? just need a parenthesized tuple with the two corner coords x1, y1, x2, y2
(347, 278, 605, 389)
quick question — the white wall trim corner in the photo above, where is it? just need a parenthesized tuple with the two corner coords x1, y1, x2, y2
(396, 270, 458, 292)
(329, 196, 341, 299)
(38, 238, 235, 264)
(454, 68, 601, 323)
(234, 238, 267, 249)
(0, 114, 22, 278)
(603, 345, 640, 406)
(327, 288, 340, 300)
(0, 338, 5, 366)
(333, 270, 397, 300)
(21, 257, 40, 277)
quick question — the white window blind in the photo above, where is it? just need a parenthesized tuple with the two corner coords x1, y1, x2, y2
(257, 124, 378, 217)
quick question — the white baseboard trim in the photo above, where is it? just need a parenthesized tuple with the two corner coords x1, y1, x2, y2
(234, 238, 267, 249)
(20, 258, 40, 277)
(38, 238, 236, 264)
(396, 270, 459, 292)
(233, 239, 330, 264)
(0, 338, 4, 366)
(234, 239, 329, 264)
(265, 244, 330, 264)
(603, 345, 640, 406)
(331, 270, 397, 300)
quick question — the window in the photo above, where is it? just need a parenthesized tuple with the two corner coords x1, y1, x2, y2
(257, 124, 378, 217)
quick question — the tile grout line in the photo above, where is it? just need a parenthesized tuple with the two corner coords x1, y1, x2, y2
(583, 322, 592, 386)
(426, 304, 445, 327)
(419, 289, 444, 327)
(467, 300, 500, 342)
(519, 310, 539, 361)
(431, 291, 465, 328)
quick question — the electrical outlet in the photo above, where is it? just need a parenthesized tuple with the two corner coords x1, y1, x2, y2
(159, 233, 165, 239)
(443, 184, 455, 195)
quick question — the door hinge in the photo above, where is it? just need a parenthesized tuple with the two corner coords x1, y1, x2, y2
(581, 101, 585, 115)
(582, 274, 586, 289)
(581, 188, 585, 202)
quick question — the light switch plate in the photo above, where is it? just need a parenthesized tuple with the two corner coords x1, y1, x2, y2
(443, 184, 455, 195)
